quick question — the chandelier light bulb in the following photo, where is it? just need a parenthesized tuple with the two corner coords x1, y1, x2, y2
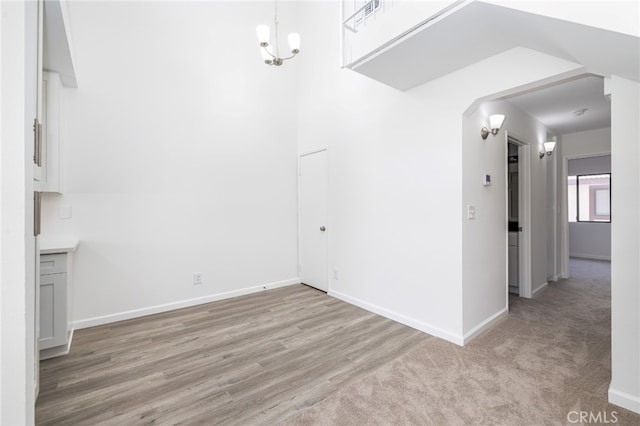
(256, 25, 270, 47)
(288, 33, 301, 54)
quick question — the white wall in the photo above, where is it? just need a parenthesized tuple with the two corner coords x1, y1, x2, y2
(483, 0, 640, 38)
(568, 154, 611, 260)
(462, 98, 555, 337)
(298, 1, 581, 344)
(569, 222, 611, 260)
(563, 127, 611, 158)
(608, 76, 640, 413)
(41, 1, 300, 326)
(568, 154, 611, 175)
(0, 1, 37, 424)
(299, 1, 464, 342)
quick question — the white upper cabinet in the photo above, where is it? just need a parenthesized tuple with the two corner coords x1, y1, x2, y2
(36, 72, 62, 193)
(35, 0, 77, 192)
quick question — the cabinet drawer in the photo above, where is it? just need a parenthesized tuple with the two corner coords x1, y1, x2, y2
(40, 253, 66, 275)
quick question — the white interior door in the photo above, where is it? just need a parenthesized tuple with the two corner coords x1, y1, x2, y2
(506, 135, 532, 298)
(299, 150, 328, 292)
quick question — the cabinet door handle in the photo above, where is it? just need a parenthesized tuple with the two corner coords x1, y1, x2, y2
(34, 191, 41, 236)
(33, 118, 38, 165)
(33, 119, 42, 167)
(37, 122, 42, 167)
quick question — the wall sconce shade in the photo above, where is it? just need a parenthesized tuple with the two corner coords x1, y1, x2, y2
(481, 114, 506, 139)
(543, 141, 556, 153)
(539, 137, 557, 159)
(489, 114, 505, 130)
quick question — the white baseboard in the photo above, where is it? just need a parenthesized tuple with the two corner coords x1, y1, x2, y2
(73, 278, 300, 330)
(40, 329, 74, 360)
(547, 274, 561, 282)
(532, 282, 548, 298)
(609, 386, 640, 414)
(328, 289, 464, 346)
(462, 308, 508, 344)
(570, 253, 611, 261)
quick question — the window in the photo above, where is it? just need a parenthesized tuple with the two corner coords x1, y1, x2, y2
(568, 173, 611, 222)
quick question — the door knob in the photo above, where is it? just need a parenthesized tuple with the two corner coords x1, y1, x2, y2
(320, 226, 326, 231)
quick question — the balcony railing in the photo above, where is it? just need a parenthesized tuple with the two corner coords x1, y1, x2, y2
(343, 0, 382, 33)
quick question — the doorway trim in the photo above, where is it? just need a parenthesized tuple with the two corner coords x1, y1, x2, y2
(559, 150, 611, 279)
(506, 133, 533, 298)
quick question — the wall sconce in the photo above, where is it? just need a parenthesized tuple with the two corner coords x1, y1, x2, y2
(481, 114, 505, 140)
(539, 137, 557, 159)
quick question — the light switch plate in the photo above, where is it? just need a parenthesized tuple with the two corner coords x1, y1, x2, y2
(468, 205, 476, 220)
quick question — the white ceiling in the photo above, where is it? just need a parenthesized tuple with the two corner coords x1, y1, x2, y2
(503, 75, 610, 135)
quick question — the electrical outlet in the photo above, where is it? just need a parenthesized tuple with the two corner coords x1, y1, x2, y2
(332, 269, 339, 280)
(193, 273, 202, 285)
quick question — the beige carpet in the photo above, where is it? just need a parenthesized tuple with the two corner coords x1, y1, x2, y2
(283, 259, 640, 425)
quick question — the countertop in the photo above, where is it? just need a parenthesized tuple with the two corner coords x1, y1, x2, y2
(40, 239, 79, 255)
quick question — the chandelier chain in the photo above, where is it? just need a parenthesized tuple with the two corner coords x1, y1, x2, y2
(273, 0, 280, 58)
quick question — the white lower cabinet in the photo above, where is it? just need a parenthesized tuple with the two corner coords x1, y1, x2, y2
(39, 270, 67, 349)
(39, 243, 77, 360)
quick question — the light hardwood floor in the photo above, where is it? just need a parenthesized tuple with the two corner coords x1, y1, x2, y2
(36, 284, 429, 425)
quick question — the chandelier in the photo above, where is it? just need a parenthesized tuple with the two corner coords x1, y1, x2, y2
(256, 1, 300, 66)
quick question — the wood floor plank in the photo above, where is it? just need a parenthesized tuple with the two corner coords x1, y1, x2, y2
(36, 285, 428, 425)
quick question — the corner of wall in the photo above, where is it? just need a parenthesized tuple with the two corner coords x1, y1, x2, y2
(328, 289, 465, 346)
(461, 307, 508, 345)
